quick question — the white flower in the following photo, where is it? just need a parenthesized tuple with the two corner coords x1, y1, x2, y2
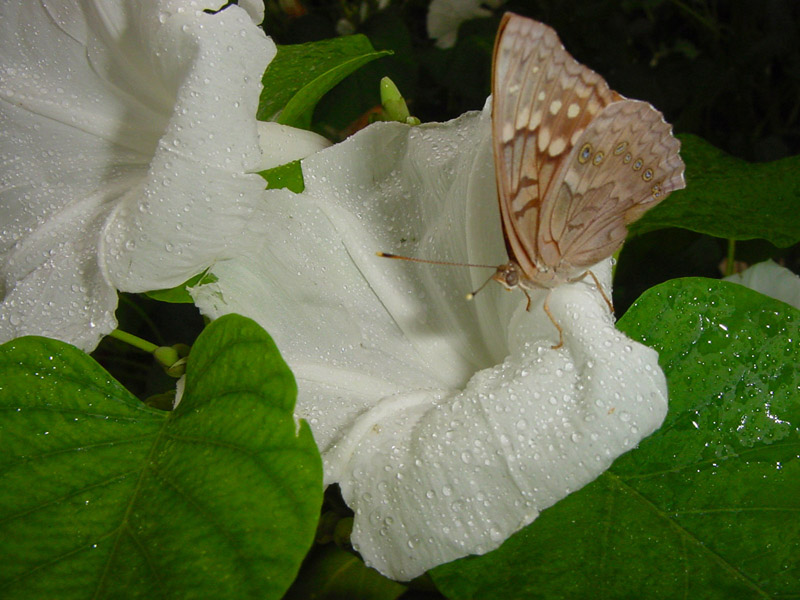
(427, 0, 506, 49)
(0, 0, 274, 351)
(191, 102, 669, 580)
(724, 260, 800, 310)
(238, 0, 266, 25)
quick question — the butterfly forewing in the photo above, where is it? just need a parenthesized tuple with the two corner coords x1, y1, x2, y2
(491, 13, 685, 286)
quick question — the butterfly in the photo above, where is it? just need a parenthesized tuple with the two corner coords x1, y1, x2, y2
(485, 12, 685, 347)
(380, 13, 685, 349)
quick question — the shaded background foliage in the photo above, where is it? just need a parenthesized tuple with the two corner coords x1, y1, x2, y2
(271, 0, 800, 161)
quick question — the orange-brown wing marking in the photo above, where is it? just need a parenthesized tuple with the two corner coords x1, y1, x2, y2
(491, 13, 621, 281)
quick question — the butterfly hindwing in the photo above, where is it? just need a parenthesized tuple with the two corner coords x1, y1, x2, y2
(539, 99, 685, 270)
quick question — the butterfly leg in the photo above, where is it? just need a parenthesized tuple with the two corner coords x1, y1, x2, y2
(523, 289, 532, 311)
(570, 270, 614, 314)
(586, 270, 614, 314)
(542, 290, 564, 349)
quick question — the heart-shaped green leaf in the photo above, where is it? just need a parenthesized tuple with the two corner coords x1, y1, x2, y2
(431, 278, 799, 599)
(0, 314, 322, 599)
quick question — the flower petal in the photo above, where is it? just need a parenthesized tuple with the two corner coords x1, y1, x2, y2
(238, 0, 266, 25)
(100, 0, 275, 292)
(191, 188, 445, 454)
(192, 104, 668, 580)
(1, 0, 146, 349)
(724, 260, 800, 310)
(194, 108, 509, 452)
(339, 265, 667, 580)
(0, 192, 119, 351)
(254, 122, 332, 171)
(1, 0, 274, 350)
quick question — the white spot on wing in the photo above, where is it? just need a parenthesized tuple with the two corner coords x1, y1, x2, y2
(575, 82, 591, 98)
(567, 103, 580, 118)
(502, 122, 515, 143)
(529, 109, 542, 131)
(549, 100, 562, 115)
(538, 127, 551, 153)
(516, 104, 531, 129)
(549, 137, 567, 156)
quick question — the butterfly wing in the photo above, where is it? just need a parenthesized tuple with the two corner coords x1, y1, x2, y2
(538, 99, 685, 271)
(492, 13, 621, 284)
(491, 13, 685, 284)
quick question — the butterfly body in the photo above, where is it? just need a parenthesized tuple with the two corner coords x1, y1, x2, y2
(491, 13, 685, 304)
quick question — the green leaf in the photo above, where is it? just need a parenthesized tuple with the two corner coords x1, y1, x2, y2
(284, 545, 406, 600)
(431, 278, 799, 599)
(310, 11, 417, 138)
(259, 36, 391, 129)
(259, 159, 305, 193)
(145, 270, 218, 304)
(0, 314, 323, 599)
(630, 134, 800, 247)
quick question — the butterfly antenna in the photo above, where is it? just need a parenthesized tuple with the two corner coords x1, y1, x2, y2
(465, 272, 496, 302)
(376, 252, 497, 270)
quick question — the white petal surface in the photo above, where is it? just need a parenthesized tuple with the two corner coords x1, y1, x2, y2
(254, 122, 332, 171)
(724, 260, 800, 310)
(0, 0, 273, 350)
(100, 0, 275, 291)
(238, 0, 265, 25)
(192, 104, 668, 580)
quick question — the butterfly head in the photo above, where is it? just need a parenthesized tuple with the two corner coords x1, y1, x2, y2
(470, 261, 554, 301)
(493, 260, 563, 290)
(492, 262, 522, 290)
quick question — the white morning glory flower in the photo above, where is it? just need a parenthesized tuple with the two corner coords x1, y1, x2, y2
(191, 102, 669, 580)
(724, 260, 800, 310)
(427, 0, 506, 49)
(0, 0, 274, 351)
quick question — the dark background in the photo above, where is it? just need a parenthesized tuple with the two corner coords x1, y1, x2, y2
(272, 0, 800, 162)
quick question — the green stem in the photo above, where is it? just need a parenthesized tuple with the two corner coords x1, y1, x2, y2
(725, 238, 736, 276)
(118, 294, 165, 345)
(108, 329, 159, 355)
